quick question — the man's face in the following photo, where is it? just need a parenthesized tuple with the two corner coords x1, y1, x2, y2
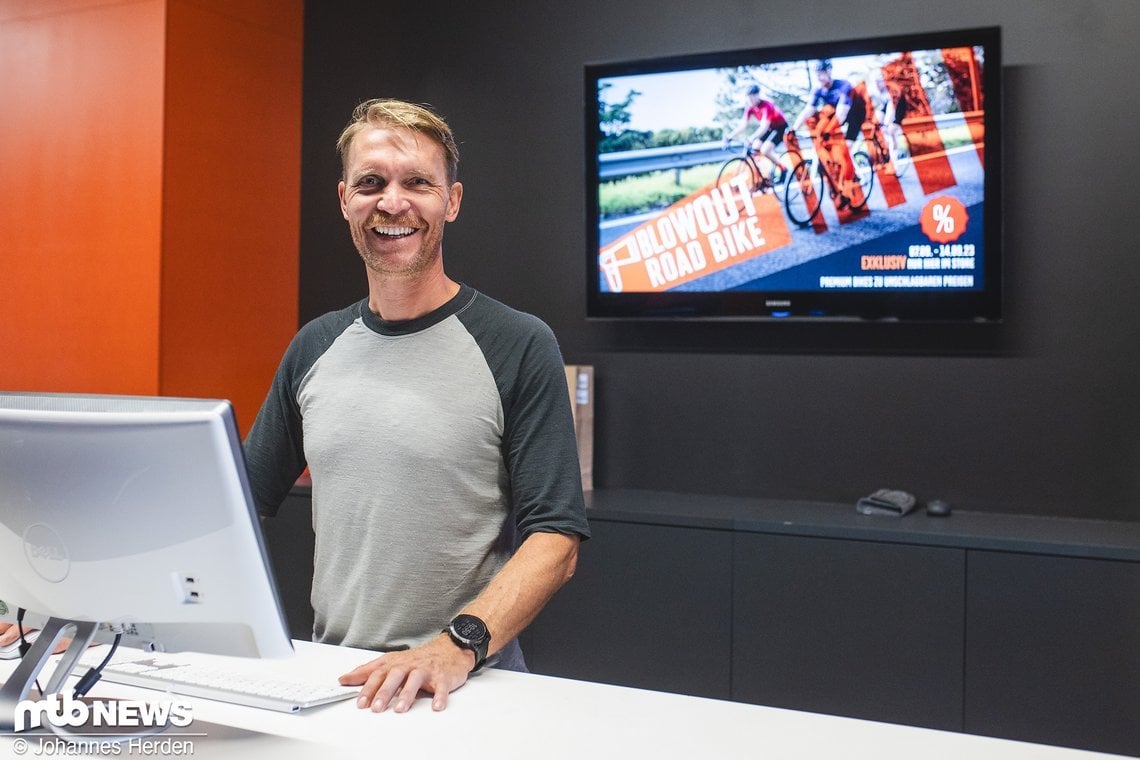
(816, 69, 833, 87)
(338, 126, 462, 280)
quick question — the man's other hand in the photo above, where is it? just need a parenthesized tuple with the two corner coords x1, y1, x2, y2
(1, 622, 75, 655)
(338, 634, 476, 713)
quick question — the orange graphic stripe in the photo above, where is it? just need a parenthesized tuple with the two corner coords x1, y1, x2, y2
(941, 46, 986, 166)
(882, 52, 957, 195)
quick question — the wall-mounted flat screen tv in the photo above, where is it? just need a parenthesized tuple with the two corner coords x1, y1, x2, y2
(586, 26, 1001, 321)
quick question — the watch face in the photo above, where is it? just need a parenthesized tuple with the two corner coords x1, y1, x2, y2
(453, 616, 486, 641)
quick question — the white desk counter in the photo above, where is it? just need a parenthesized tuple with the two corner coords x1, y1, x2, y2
(1, 641, 1131, 759)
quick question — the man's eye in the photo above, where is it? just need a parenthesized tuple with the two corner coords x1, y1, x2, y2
(358, 176, 381, 188)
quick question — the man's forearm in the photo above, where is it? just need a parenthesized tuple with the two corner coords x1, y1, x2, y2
(337, 530, 582, 713)
(460, 531, 580, 657)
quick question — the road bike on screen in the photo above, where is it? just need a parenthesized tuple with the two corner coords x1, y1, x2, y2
(864, 120, 910, 177)
(715, 141, 786, 196)
(783, 127, 875, 227)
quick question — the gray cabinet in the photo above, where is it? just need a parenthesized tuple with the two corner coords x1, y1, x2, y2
(964, 551, 1140, 757)
(732, 534, 964, 730)
(525, 489, 1140, 756)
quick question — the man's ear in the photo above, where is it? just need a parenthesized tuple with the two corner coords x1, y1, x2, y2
(338, 180, 349, 220)
(446, 182, 463, 222)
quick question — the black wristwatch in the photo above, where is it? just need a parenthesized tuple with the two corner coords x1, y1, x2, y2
(444, 614, 491, 672)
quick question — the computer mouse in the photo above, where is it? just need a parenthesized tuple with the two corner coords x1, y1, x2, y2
(926, 499, 951, 517)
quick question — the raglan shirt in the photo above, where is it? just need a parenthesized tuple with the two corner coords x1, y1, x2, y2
(244, 284, 590, 660)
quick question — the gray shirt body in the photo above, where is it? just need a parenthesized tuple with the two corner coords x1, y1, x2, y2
(245, 285, 589, 663)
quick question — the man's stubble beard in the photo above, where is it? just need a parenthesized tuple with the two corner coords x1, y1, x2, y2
(351, 219, 444, 281)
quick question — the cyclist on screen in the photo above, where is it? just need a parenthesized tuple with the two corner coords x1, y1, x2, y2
(790, 59, 867, 147)
(722, 83, 789, 187)
(868, 68, 908, 162)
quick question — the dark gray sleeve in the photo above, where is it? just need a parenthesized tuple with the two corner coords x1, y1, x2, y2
(460, 297, 591, 540)
(243, 304, 359, 517)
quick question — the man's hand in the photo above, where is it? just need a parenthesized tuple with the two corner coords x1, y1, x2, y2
(1, 622, 77, 655)
(338, 633, 475, 713)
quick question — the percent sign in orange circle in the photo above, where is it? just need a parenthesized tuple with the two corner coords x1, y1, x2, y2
(920, 196, 968, 243)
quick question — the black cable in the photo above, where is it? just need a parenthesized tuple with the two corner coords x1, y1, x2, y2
(15, 607, 31, 658)
(14, 611, 122, 699)
(73, 632, 122, 698)
(16, 608, 44, 697)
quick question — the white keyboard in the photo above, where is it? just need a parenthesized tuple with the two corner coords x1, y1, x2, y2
(94, 657, 360, 713)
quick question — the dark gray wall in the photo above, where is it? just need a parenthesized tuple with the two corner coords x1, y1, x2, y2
(300, 1, 1140, 520)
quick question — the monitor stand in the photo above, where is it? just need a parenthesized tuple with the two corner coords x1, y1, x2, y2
(0, 616, 97, 729)
(0, 617, 168, 741)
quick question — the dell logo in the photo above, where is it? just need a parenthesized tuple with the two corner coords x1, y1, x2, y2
(23, 523, 70, 583)
(28, 543, 66, 561)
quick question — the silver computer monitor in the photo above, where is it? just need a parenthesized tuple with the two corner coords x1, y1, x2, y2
(0, 392, 293, 661)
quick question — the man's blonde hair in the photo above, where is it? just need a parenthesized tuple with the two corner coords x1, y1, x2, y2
(336, 99, 459, 184)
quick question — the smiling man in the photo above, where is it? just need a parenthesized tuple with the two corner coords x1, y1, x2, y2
(243, 99, 589, 714)
(337, 108, 461, 290)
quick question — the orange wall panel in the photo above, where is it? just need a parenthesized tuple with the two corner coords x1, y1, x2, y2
(159, 0, 302, 431)
(0, 0, 302, 433)
(0, 0, 166, 394)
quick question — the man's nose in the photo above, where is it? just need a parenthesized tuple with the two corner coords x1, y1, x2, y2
(375, 184, 412, 214)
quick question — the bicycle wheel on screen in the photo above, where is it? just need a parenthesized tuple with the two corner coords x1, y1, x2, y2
(717, 156, 762, 194)
(852, 151, 874, 210)
(784, 159, 823, 226)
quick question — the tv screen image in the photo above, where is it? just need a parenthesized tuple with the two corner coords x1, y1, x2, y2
(586, 27, 1001, 321)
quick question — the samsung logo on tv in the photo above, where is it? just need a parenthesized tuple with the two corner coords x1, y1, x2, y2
(765, 300, 792, 308)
